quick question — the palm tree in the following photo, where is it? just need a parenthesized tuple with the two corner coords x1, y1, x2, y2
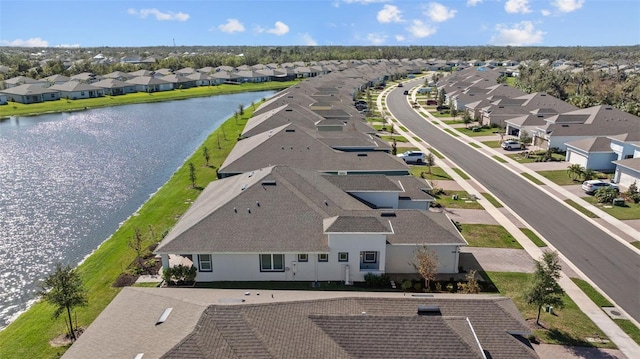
(566, 164, 584, 182)
(582, 168, 597, 181)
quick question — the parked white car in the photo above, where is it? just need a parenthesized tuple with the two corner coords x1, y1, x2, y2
(501, 140, 522, 150)
(581, 180, 619, 195)
(397, 151, 425, 164)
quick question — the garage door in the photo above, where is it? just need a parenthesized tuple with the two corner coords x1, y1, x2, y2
(567, 150, 588, 168)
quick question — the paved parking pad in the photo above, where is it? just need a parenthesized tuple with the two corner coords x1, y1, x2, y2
(460, 247, 535, 273)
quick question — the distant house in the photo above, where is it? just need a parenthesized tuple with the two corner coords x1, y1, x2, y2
(0, 94, 7, 105)
(3, 76, 46, 89)
(49, 81, 105, 99)
(155, 166, 463, 283)
(0, 84, 60, 104)
(42, 74, 71, 86)
(160, 74, 197, 89)
(125, 76, 173, 92)
(92, 78, 137, 96)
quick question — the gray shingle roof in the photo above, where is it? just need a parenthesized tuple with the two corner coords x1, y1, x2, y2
(162, 297, 537, 359)
(565, 136, 615, 152)
(324, 216, 392, 233)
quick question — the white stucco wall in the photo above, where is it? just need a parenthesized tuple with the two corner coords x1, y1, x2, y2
(328, 233, 388, 282)
(615, 168, 640, 190)
(566, 150, 588, 168)
(385, 244, 459, 274)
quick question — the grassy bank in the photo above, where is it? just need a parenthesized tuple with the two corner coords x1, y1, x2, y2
(0, 81, 295, 118)
(0, 101, 261, 358)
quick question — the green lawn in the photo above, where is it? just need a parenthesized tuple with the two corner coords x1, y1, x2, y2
(469, 142, 481, 149)
(1, 81, 296, 118)
(537, 170, 581, 186)
(520, 228, 547, 247)
(409, 166, 453, 180)
(565, 199, 598, 218)
(0, 103, 263, 358)
(481, 140, 501, 148)
(435, 191, 483, 209)
(521, 172, 545, 185)
(484, 272, 615, 348)
(614, 319, 640, 345)
(580, 196, 640, 220)
(456, 127, 500, 137)
(444, 128, 460, 137)
(442, 119, 465, 125)
(380, 135, 409, 143)
(507, 153, 566, 164)
(459, 224, 523, 249)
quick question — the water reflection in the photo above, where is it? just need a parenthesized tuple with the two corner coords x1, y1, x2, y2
(0, 91, 273, 329)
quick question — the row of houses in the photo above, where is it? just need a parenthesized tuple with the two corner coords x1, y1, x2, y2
(441, 67, 640, 188)
(153, 62, 469, 285)
(61, 63, 540, 359)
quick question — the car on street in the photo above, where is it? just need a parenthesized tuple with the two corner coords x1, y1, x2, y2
(403, 90, 409, 95)
(397, 150, 425, 164)
(582, 180, 619, 194)
(397, 83, 404, 87)
(501, 140, 522, 150)
(436, 105, 450, 111)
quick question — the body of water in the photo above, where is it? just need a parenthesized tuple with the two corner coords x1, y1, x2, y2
(0, 91, 274, 329)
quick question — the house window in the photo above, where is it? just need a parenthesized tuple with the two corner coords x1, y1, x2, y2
(198, 254, 212, 272)
(298, 254, 308, 262)
(338, 252, 349, 262)
(318, 253, 329, 262)
(363, 251, 377, 263)
(260, 254, 284, 272)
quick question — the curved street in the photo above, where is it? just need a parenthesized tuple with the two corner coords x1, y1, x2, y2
(385, 80, 640, 323)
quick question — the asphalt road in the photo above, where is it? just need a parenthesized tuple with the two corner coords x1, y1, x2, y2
(386, 81, 640, 322)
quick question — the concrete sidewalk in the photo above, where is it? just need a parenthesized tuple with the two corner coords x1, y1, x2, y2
(382, 88, 639, 359)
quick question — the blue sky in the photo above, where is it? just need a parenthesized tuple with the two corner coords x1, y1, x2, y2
(1, 0, 638, 47)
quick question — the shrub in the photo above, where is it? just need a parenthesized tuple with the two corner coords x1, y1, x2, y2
(363, 273, 390, 288)
(163, 264, 197, 286)
(594, 187, 619, 203)
(401, 280, 413, 292)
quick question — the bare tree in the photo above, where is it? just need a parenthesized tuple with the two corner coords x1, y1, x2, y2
(188, 162, 197, 188)
(202, 146, 210, 167)
(411, 245, 439, 291)
(459, 269, 480, 294)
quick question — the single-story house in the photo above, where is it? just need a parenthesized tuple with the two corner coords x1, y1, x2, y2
(2, 76, 46, 88)
(49, 81, 105, 99)
(125, 76, 173, 92)
(613, 157, 640, 189)
(565, 137, 617, 171)
(0, 84, 60, 104)
(62, 287, 538, 359)
(0, 94, 7, 105)
(155, 166, 464, 283)
(92, 78, 137, 96)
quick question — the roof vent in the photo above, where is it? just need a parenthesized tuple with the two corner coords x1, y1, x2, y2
(417, 306, 441, 316)
(285, 109, 293, 112)
(357, 153, 368, 157)
(261, 180, 277, 186)
(241, 184, 248, 191)
(285, 129, 295, 132)
(134, 354, 144, 359)
(156, 308, 173, 325)
(380, 211, 396, 217)
(256, 201, 260, 207)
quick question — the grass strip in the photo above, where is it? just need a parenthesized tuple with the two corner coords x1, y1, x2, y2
(614, 319, 640, 345)
(469, 142, 480, 149)
(485, 272, 615, 348)
(570, 278, 613, 307)
(1, 81, 295, 118)
(492, 155, 508, 163)
(412, 136, 422, 142)
(380, 135, 409, 143)
(519, 228, 547, 247)
(565, 199, 598, 218)
(429, 147, 444, 159)
(0, 101, 262, 358)
(480, 192, 503, 208)
(521, 172, 545, 185)
(452, 167, 470, 180)
(459, 224, 523, 249)
(444, 128, 459, 137)
(631, 241, 640, 249)
(481, 140, 501, 148)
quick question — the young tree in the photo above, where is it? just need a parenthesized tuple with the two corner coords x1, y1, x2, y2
(449, 99, 458, 119)
(463, 112, 473, 128)
(437, 88, 446, 107)
(519, 130, 532, 148)
(459, 269, 480, 294)
(238, 104, 244, 116)
(411, 245, 439, 291)
(189, 162, 197, 188)
(594, 187, 618, 203)
(128, 227, 146, 268)
(391, 138, 397, 156)
(525, 250, 565, 326)
(39, 263, 88, 341)
(425, 152, 435, 175)
(202, 146, 210, 167)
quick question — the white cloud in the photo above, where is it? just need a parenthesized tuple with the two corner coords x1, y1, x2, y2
(127, 8, 189, 21)
(407, 20, 437, 38)
(552, 0, 584, 12)
(367, 33, 387, 45)
(218, 19, 245, 33)
(1, 37, 48, 47)
(301, 33, 318, 46)
(377, 4, 403, 23)
(266, 21, 290, 36)
(467, 0, 483, 6)
(426, 3, 457, 22)
(541, 9, 551, 16)
(490, 21, 544, 46)
(504, 0, 531, 14)
(395, 34, 405, 42)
